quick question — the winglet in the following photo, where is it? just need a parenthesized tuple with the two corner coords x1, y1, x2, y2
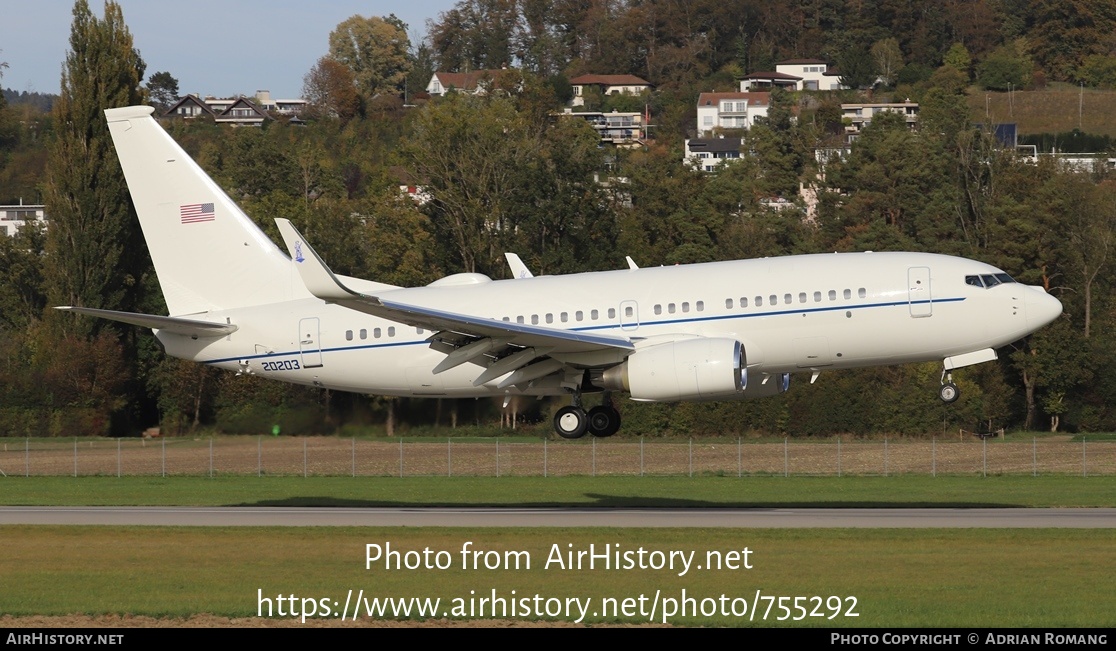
(275, 218, 360, 302)
(626, 256, 639, 270)
(504, 252, 534, 279)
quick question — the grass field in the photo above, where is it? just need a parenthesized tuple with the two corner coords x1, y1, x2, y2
(1, 526, 1112, 627)
(3, 475, 1114, 627)
(2, 475, 1116, 507)
(967, 85, 1116, 137)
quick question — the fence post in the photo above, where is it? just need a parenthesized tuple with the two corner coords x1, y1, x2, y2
(837, 437, 841, 478)
(25, 438, 29, 478)
(352, 437, 356, 478)
(1033, 437, 1036, 477)
(784, 437, 788, 478)
(592, 437, 596, 477)
(399, 437, 403, 478)
(73, 437, 77, 478)
(737, 437, 741, 478)
(932, 437, 936, 478)
(117, 438, 121, 478)
(162, 438, 166, 478)
(543, 438, 547, 478)
(688, 438, 693, 478)
(982, 436, 987, 478)
(257, 436, 262, 478)
(640, 436, 645, 477)
(884, 437, 888, 477)
(1083, 436, 1087, 478)
(209, 438, 214, 478)
(447, 438, 452, 478)
(496, 439, 500, 478)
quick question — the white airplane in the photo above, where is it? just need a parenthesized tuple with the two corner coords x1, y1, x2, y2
(60, 106, 1064, 439)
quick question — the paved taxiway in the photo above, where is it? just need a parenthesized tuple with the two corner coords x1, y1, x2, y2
(1, 507, 1113, 527)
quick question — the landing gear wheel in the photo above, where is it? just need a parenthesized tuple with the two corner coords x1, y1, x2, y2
(554, 406, 588, 439)
(939, 382, 960, 403)
(587, 406, 621, 437)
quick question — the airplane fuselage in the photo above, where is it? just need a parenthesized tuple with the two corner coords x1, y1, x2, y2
(157, 251, 1058, 398)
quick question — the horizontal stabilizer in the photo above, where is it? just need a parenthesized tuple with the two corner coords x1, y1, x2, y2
(56, 306, 237, 337)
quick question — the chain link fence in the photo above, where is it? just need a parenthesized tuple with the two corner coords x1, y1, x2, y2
(0, 436, 1112, 478)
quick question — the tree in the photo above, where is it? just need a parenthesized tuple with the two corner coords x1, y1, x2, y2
(942, 42, 972, 80)
(302, 56, 361, 122)
(328, 15, 411, 99)
(146, 71, 179, 111)
(871, 38, 904, 87)
(43, 0, 147, 321)
(977, 42, 1033, 90)
(836, 47, 876, 90)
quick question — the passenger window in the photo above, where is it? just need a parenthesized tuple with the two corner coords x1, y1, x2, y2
(858, 288, 866, 298)
(656, 304, 663, 315)
(516, 316, 524, 324)
(814, 291, 821, 302)
(560, 312, 568, 322)
(345, 330, 353, 341)
(545, 313, 553, 324)
(531, 315, 539, 325)
(360, 329, 367, 340)
(374, 328, 381, 338)
(725, 298, 733, 309)
(416, 328, 424, 335)
(388, 327, 395, 337)
(626, 306, 634, 317)
(681, 302, 689, 313)
(502, 316, 510, 322)
(696, 301, 704, 312)
(576, 310, 583, 321)
(843, 289, 851, 299)
(769, 295, 777, 305)
(668, 303, 676, 314)
(799, 292, 807, 303)
(755, 296, 763, 306)
(829, 290, 837, 301)
(741, 297, 749, 308)
(594, 309, 601, 320)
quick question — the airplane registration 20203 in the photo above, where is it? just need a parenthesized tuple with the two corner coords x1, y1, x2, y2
(59, 106, 1063, 438)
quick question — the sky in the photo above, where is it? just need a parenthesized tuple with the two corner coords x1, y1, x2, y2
(1, 0, 458, 99)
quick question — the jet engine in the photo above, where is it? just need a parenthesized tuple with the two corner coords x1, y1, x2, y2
(599, 337, 745, 401)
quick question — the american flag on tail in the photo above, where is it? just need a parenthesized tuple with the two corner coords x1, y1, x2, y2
(180, 202, 215, 224)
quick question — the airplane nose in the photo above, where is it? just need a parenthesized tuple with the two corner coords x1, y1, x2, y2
(1025, 286, 1062, 331)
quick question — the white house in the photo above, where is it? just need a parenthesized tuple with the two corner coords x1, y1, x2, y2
(426, 71, 504, 97)
(684, 138, 744, 172)
(742, 59, 845, 91)
(695, 92, 770, 136)
(0, 201, 46, 237)
(559, 110, 649, 146)
(569, 74, 652, 107)
(842, 102, 919, 136)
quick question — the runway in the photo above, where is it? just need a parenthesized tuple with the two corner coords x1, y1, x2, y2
(1, 506, 1114, 527)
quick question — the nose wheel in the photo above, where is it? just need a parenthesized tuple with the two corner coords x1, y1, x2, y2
(939, 370, 960, 403)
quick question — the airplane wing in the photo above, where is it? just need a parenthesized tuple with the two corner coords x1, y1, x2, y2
(55, 306, 238, 337)
(275, 219, 633, 385)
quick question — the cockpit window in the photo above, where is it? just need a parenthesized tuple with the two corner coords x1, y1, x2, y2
(967, 273, 1017, 289)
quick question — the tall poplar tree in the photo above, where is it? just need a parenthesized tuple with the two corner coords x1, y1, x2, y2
(43, 0, 147, 324)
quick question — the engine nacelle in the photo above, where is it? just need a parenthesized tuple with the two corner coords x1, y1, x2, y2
(600, 338, 745, 401)
(740, 372, 790, 399)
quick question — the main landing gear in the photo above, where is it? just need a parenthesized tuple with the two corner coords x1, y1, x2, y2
(939, 370, 960, 404)
(553, 391, 621, 439)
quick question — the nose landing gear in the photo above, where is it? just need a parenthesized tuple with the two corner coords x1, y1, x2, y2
(939, 370, 960, 403)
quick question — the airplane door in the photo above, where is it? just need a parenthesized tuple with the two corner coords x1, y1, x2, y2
(908, 267, 932, 318)
(619, 300, 639, 331)
(298, 317, 323, 368)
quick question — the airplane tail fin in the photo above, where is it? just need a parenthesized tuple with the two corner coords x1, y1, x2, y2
(104, 106, 305, 315)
